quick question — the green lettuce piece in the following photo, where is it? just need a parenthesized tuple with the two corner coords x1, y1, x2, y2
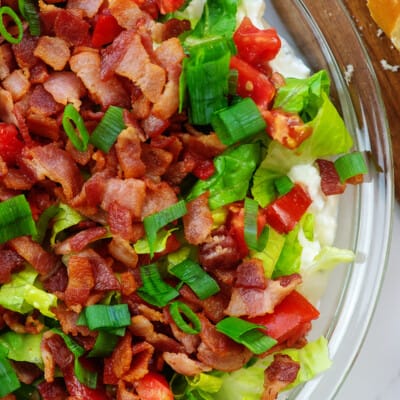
(0, 332, 43, 365)
(213, 337, 331, 400)
(50, 203, 85, 245)
(272, 225, 302, 279)
(171, 372, 223, 400)
(186, 0, 237, 44)
(187, 143, 260, 209)
(274, 70, 330, 121)
(251, 94, 353, 207)
(306, 246, 355, 273)
(134, 228, 178, 255)
(250, 228, 285, 278)
(0, 267, 57, 318)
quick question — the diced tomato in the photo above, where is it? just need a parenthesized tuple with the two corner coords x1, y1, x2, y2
(0, 123, 24, 165)
(192, 159, 215, 180)
(263, 109, 312, 149)
(92, 11, 123, 48)
(264, 183, 312, 234)
(234, 17, 281, 66)
(249, 290, 320, 343)
(316, 159, 346, 195)
(136, 372, 174, 400)
(230, 56, 276, 110)
(157, 0, 185, 14)
(228, 203, 267, 258)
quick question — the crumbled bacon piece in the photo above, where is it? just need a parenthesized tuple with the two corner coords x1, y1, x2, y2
(262, 354, 300, 400)
(33, 36, 71, 71)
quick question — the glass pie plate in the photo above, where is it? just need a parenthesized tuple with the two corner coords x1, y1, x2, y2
(264, 0, 393, 399)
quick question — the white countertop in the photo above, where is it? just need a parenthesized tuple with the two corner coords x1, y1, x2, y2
(337, 202, 400, 399)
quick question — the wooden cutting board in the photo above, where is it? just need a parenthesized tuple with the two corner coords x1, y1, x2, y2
(342, 0, 400, 200)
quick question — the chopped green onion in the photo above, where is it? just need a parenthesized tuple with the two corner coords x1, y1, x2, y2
(228, 69, 238, 96)
(62, 104, 90, 152)
(185, 38, 231, 125)
(143, 200, 187, 257)
(90, 106, 125, 153)
(215, 317, 277, 354)
(88, 331, 119, 358)
(169, 259, 220, 300)
(0, 6, 23, 44)
(211, 98, 266, 146)
(334, 151, 368, 182)
(137, 264, 179, 307)
(18, 0, 40, 36)
(0, 356, 20, 396)
(169, 301, 201, 335)
(74, 358, 98, 389)
(0, 195, 37, 244)
(34, 204, 59, 244)
(244, 197, 259, 251)
(274, 175, 295, 196)
(83, 304, 131, 331)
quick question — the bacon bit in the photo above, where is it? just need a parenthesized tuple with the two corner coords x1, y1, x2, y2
(81, 249, 121, 291)
(2, 69, 30, 101)
(26, 112, 60, 141)
(161, 18, 191, 41)
(235, 258, 267, 289)
(43, 71, 86, 108)
(119, 271, 138, 296)
(141, 143, 173, 178)
(70, 50, 130, 109)
(29, 84, 60, 116)
(199, 227, 242, 271)
(34, 36, 71, 71)
(52, 303, 92, 337)
(0, 44, 14, 80)
(109, 236, 139, 269)
(101, 177, 146, 220)
(9, 237, 57, 276)
(2, 168, 35, 191)
(163, 352, 211, 376)
(262, 354, 300, 400)
(225, 274, 302, 318)
(29, 61, 50, 84)
(67, 0, 104, 18)
(107, 201, 136, 240)
(114, 33, 166, 103)
(38, 379, 69, 400)
(54, 9, 91, 46)
(22, 144, 83, 200)
(109, 0, 153, 30)
(0, 249, 24, 284)
(0, 88, 18, 125)
(115, 126, 146, 179)
(141, 113, 170, 138)
(316, 159, 346, 195)
(123, 341, 154, 382)
(183, 192, 213, 245)
(197, 314, 252, 372)
(141, 180, 177, 218)
(64, 256, 95, 311)
(12, 35, 39, 69)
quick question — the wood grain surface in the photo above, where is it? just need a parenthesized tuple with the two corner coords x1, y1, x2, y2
(342, 0, 400, 199)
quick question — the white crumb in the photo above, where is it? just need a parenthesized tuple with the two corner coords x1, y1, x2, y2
(344, 64, 354, 84)
(376, 28, 384, 37)
(380, 59, 400, 72)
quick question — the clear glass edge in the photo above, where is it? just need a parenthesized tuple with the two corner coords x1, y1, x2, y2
(270, 1, 394, 399)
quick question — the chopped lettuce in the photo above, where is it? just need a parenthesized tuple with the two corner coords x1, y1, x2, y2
(134, 228, 178, 255)
(305, 246, 355, 274)
(0, 332, 43, 365)
(187, 143, 260, 209)
(0, 267, 57, 318)
(274, 70, 330, 121)
(252, 94, 353, 207)
(185, 0, 238, 46)
(213, 336, 331, 400)
(50, 203, 85, 245)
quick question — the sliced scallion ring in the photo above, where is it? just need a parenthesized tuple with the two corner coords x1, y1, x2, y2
(169, 301, 201, 335)
(62, 104, 90, 152)
(0, 7, 24, 44)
